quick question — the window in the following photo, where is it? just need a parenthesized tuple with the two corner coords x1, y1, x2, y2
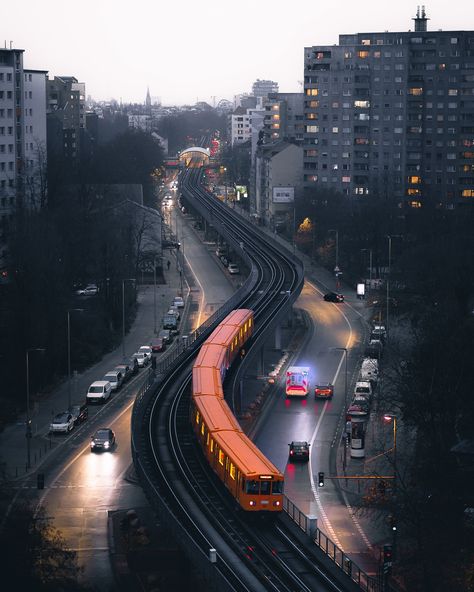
(306, 125, 319, 133)
(306, 88, 319, 96)
(218, 450, 225, 466)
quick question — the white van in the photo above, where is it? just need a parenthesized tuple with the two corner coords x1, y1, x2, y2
(86, 380, 112, 403)
(354, 380, 373, 399)
(360, 358, 379, 382)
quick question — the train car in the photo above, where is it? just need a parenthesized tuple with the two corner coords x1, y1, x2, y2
(192, 309, 284, 512)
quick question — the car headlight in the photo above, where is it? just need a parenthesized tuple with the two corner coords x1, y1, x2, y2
(104, 442, 110, 448)
(91, 441, 95, 447)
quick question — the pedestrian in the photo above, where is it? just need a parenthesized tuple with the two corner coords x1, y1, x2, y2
(167, 260, 170, 271)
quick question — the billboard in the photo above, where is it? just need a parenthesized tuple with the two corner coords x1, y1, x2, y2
(272, 186, 294, 203)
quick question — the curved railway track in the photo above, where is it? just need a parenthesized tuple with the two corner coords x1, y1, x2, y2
(132, 166, 357, 591)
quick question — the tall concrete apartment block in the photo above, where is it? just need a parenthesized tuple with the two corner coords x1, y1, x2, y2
(252, 79, 279, 99)
(303, 8, 474, 207)
(263, 93, 304, 145)
(0, 47, 47, 267)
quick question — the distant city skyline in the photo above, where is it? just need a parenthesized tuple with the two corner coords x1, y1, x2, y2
(3, 0, 473, 105)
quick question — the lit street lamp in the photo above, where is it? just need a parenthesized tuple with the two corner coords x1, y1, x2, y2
(67, 309, 84, 411)
(383, 412, 398, 556)
(26, 348, 45, 469)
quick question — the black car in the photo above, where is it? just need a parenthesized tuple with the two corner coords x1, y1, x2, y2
(288, 441, 310, 462)
(324, 292, 344, 303)
(90, 428, 116, 452)
(70, 403, 89, 425)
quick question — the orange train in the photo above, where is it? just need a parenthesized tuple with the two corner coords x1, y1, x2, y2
(191, 309, 284, 512)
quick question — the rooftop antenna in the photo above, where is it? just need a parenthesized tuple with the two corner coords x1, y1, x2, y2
(413, 5, 429, 32)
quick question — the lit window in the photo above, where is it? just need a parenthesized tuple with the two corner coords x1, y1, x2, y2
(229, 463, 236, 480)
(358, 51, 370, 58)
(409, 88, 423, 96)
(218, 450, 225, 466)
(462, 189, 474, 197)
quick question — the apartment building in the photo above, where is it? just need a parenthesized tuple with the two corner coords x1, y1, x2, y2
(303, 8, 474, 207)
(0, 47, 47, 268)
(263, 93, 304, 145)
(47, 76, 86, 170)
(252, 79, 279, 99)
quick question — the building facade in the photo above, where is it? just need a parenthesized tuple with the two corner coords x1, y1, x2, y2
(254, 141, 303, 228)
(252, 79, 279, 99)
(263, 92, 304, 145)
(0, 48, 47, 268)
(303, 9, 474, 207)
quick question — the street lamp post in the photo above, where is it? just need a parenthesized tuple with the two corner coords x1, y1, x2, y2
(383, 413, 398, 556)
(26, 348, 45, 469)
(386, 235, 402, 336)
(153, 257, 157, 335)
(329, 229, 339, 270)
(361, 248, 373, 292)
(335, 347, 348, 469)
(122, 278, 135, 359)
(67, 309, 83, 411)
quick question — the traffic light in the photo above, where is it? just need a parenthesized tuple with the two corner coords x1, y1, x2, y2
(383, 544, 393, 574)
(318, 472, 325, 487)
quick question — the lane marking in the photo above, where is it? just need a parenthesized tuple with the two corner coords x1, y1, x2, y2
(304, 279, 372, 552)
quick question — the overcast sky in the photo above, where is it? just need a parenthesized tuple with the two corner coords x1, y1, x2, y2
(3, 1, 472, 105)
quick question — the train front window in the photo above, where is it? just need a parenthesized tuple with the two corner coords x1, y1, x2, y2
(260, 481, 270, 494)
(272, 481, 284, 494)
(245, 480, 260, 494)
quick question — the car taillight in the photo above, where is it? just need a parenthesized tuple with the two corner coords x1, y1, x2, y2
(249, 500, 256, 506)
(273, 500, 281, 507)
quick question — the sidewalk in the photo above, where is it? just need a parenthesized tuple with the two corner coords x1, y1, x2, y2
(0, 259, 186, 481)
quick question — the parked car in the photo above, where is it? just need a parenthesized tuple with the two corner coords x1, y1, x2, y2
(49, 412, 75, 434)
(122, 356, 139, 375)
(162, 315, 177, 330)
(220, 256, 229, 267)
(372, 324, 387, 342)
(227, 263, 240, 275)
(167, 307, 180, 321)
(173, 296, 184, 308)
(158, 329, 171, 344)
(354, 380, 373, 399)
(86, 380, 112, 404)
(138, 345, 153, 361)
(103, 370, 123, 391)
(288, 441, 310, 462)
(347, 399, 369, 418)
(70, 403, 89, 425)
(75, 284, 98, 296)
(132, 352, 149, 367)
(115, 363, 132, 382)
(151, 337, 165, 352)
(314, 383, 334, 399)
(324, 292, 344, 303)
(90, 428, 116, 452)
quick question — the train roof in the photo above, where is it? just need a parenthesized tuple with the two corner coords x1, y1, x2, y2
(219, 309, 253, 328)
(194, 342, 227, 369)
(193, 395, 241, 433)
(192, 366, 224, 398)
(213, 429, 283, 478)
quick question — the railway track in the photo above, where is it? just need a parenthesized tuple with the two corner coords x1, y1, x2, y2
(131, 166, 358, 591)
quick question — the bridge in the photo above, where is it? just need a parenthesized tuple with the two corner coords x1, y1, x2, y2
(178, 146, 210, 168)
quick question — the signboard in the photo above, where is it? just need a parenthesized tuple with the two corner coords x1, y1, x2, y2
(357, 283, 366, 297)
(272, 186, 294, 203)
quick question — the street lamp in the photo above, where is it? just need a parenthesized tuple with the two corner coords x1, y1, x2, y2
(329, 229, 339, 271)
(153, 257, 157, 335)
(67, 309, 84, 411)
(383, 413, 397, 486)
(122, 278, 135, 359)
(386, 235, 402, 337)
(26, 348, 45, 469)
(361, 248, 373, 292)
(334, 347, 348, 408)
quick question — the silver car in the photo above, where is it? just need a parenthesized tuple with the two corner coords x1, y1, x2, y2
(49, 412, 75, 434)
